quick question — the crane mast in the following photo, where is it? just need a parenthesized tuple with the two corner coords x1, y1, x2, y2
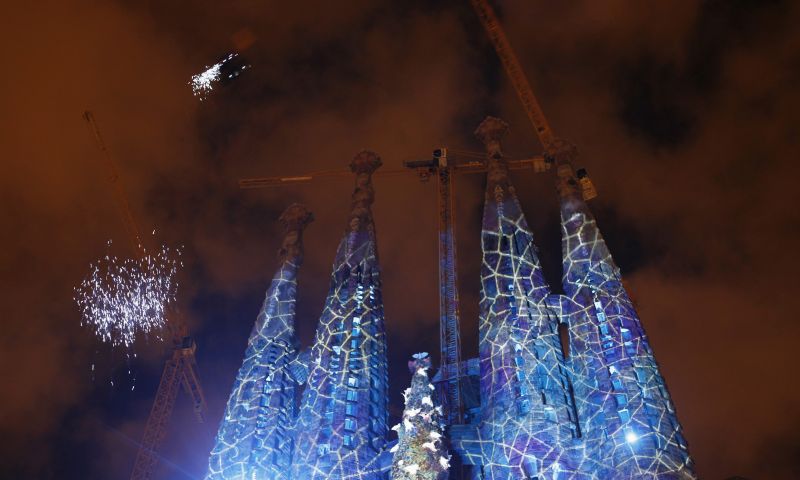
(437, 164, 464, 426)
(83, 111, 207, 480)
(129, 338, 206, 480)
(404, 150, 467, 426)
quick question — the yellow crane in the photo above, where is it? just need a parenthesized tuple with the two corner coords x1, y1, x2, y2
(469, 0, 597, 200)
(83, 111, 207, 480)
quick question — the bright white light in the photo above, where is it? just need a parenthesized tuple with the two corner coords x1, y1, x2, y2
(190, 53, 237, 100)
(74, 242, 181, 348)
(625, 430, 638, 444)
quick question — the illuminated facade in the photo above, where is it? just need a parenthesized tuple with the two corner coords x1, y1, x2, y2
(290, 151, 390, 479)
(474, 117, 582, 478)
(453, 116, 695, 479)
(207, 124, 694, 479)
(206, 204, 313, 480)
(207, 153, 391, 480)
(554, 135, 694, 478)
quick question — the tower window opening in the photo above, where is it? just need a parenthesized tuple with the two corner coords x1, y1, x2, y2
(612, 377, 623, 391)
(558, 323, 571, 359)
(544, 407, 557, 423)
(599, 323, 610, 337)
(344, 418, 356, 431)
(621, 328, 632, 342)
(618, 408, 631, 423)
(522, 457, 539, 478)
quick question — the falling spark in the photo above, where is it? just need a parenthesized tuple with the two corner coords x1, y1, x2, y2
(190, 53, 240, 100)
(74, 241, 181, 349)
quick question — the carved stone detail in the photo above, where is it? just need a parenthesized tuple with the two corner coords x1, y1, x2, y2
(474, 116, 509, 159)
(476, 116, 511, 201)
(278, 203, 314, 264)
(348, 150, 382, 232)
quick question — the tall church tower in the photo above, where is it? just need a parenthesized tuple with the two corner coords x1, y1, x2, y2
(291, 151, 390, 479)
(206, 204, 313, 480)
(474, 117, 581, 479)
(553, 142, 695, 478)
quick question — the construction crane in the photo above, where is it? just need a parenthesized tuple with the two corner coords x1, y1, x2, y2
(469, 0, 598, 200)
(239, 151, 548, 427)
(83, 111, 207, 480)
(405, 150, 465, 426)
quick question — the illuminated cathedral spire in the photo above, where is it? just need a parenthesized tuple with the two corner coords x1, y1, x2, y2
(474, 117, 581, 479)
(206, 204, 313, 480)
(291, 151, 390, 479)
(554, 142, 695, 477)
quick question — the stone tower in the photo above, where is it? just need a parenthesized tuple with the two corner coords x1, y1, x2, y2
(474, 117, 581, 479)
(554, 144, 695, 478)
(206, 203, 313, 480)
(291, 151, 390, 479)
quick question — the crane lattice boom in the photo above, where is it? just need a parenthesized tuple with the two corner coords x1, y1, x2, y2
(83, 111, 206, 480)
(470, 0, 556, 149)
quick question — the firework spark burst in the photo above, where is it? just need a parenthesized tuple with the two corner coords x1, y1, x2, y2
(74, 241, 182, 349)
(190, 53, 239, 100)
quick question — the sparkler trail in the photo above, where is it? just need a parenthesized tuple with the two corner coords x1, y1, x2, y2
(74, 241, 182, 349)
(190, 53, 246, 100)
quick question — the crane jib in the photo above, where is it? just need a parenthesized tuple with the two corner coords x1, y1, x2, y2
(470, 0, 556, 147)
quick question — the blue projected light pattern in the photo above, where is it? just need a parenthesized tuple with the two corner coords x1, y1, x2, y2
(206, 122, 696, 480)
(468, 116, 695, 479)
(206, 204, 313, 480)
(556, 152, 694, 478)
(291, 151, 390, 480)
(475, 117, 582, 478)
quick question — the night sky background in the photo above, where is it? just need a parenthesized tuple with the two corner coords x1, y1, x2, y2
(2, 0, 799, 479)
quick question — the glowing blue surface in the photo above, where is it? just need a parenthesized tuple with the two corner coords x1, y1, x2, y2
(290, 151, 389, 479)
(206, 131, 696, 479)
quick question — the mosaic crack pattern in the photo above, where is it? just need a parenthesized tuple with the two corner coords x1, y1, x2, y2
(468, 116, 695, 479)
(291, 151, 390, 479)
(206, 122, 695, 479)
(475, 117, 583, 479)
(557, 175, 695, 478)
(206, 205, 312, 480)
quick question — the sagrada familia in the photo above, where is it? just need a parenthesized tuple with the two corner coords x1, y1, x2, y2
(204, 117, 696, 479)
